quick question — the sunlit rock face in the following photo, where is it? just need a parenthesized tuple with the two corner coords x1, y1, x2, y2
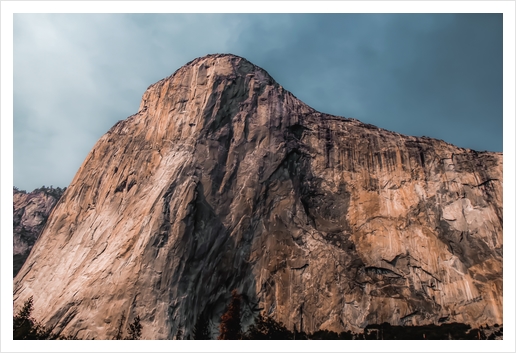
(13, 187, 64, 277)
(13, 54, 502, 339)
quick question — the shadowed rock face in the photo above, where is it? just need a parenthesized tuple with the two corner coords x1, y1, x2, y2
(13, 54, 502, 339)
(13, 187, 64, 277)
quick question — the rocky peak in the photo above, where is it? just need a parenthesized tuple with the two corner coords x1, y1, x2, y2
(13, 54, 502, 339)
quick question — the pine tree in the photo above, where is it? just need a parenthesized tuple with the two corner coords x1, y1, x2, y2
(244, 313, 293, 339)
(193, 312, 211, 340)
(13, 296, 55, 340)
(125, 315, 142, 340)
(217, 289, 242, 340)
(13, 296, 36, 339)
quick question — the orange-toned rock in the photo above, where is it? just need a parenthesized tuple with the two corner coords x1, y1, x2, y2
(13, 54, 502, 339)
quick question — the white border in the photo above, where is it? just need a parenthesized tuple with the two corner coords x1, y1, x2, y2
(0, 1, 514, 14)
(1, 1, 514, 352)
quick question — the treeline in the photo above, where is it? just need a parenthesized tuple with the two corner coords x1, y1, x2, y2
(214, 290, 502, 340)
(13, 185, 66, 199)
(13, 296, 142, 340)
(14, 291, 502, 340)
(14, 297, 58, 340)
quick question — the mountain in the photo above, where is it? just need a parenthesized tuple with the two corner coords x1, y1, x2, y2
(13, 187, 65, 277)
(13, 54, 503, 339)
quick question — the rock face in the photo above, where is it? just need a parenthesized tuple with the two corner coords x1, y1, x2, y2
(13, 54, 503, 339)
(13, 187, 64, 277)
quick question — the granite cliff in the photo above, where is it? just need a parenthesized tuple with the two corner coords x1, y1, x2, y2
(13, 54, 502, 339)
(13, 187, 64, 277)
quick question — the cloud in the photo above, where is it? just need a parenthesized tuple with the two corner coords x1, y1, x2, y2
(13, 14, 503, 191)
(225, 14, 502, 151)
(13, 14, 240, 190)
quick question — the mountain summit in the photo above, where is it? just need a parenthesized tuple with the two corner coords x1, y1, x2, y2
(14, 54, 502, 339)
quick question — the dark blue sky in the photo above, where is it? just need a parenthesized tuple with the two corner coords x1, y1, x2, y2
(13, 13, 503, 191)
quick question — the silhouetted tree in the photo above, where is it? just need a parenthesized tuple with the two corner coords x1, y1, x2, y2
(310, 329, 340, 340)
(13, 186, 26, 193)
(293, 323, 308, 340)
(125, 315, 142, 340)
(13, 296, 37, 339)
(193, 313, 211, 340)
(244, 313, 293, 339)
(13, 296, 54, 340)
(218, 289, 242, 340)
(337, 330, 354, 340)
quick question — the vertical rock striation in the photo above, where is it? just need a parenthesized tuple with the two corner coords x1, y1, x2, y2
(13, 54, 502, 339)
